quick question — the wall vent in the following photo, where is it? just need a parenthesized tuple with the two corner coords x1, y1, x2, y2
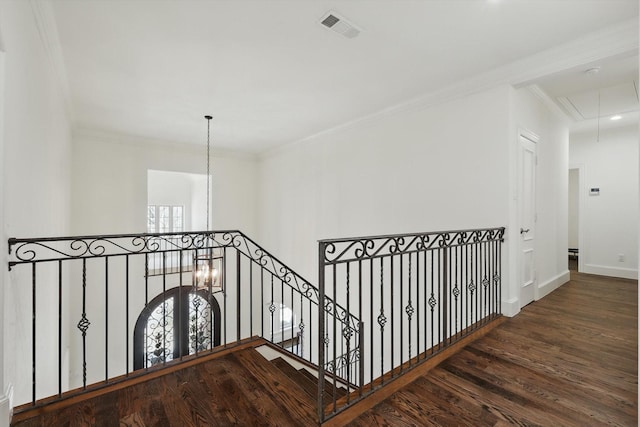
(319, 11, 361, 39)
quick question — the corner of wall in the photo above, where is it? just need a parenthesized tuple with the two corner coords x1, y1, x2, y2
(501, 297, 520, 317)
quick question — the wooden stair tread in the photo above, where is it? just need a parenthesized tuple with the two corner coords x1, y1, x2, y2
(270, 358, 317, 397)
(297, 367, 349, 399)
(232, 348, 318, 423)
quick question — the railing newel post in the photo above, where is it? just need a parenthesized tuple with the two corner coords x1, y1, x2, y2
(317, 241, 326, 424)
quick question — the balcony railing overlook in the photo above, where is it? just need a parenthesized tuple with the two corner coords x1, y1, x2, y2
(7, 226, 504, 424)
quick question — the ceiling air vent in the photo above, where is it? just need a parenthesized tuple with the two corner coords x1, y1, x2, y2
(319, 11, 361, 39)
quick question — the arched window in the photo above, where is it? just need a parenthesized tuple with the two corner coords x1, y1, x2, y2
(133, 286, 221, 370)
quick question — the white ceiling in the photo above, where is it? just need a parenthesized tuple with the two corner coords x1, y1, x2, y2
(535, 53, 639, 133)
(48, 0, 639, 152)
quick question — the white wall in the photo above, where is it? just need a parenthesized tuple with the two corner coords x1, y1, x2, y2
(509, 87, 570, 305)
(570, 125, 638, 279)
(72, 130, 258, 236)
(148, 170, 206, 231)
(0, 0, 73, 415)
(258, 86, 511, 282)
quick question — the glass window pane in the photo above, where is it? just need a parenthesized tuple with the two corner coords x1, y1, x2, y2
(189, 294, 212, 354)
(147, 205, 156, 233)
(281, 305, 294, 330)
(158, 206, 170, 233)
(144, 297, 174, 367)
(173, 206, 183, 232)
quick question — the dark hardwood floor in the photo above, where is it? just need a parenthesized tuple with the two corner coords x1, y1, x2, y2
(348, 270, 638, 426)
(13, 269, 637, 426)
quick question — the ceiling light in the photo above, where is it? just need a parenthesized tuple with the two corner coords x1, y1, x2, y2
(610, 115, 622, 121)
(194, 115, 223, 293)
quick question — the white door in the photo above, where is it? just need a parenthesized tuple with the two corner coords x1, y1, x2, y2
(519, 131, 537, 307)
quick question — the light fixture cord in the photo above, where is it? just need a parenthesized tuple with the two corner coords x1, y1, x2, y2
(206, 116, 211, 232)
(596, 90, 601, 143)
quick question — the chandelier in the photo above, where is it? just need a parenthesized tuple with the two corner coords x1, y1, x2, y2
(193, 115, 223, 292)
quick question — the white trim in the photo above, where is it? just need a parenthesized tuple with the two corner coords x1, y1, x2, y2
(583, 264, 638, 280)
(501, 297, 520, 317)
(537, 270, 570, 300)
(569, 164, 586, 274)
(29, 0, 74, 122)
(527, 85, 573, 124)
(519, 128, 540, 145)
(0, 384, 14, 427)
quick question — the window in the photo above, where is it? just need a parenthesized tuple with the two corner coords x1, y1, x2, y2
(133, 287, 221, 370)
(147, 205, 184, 233)
(146, 205, 187, 274)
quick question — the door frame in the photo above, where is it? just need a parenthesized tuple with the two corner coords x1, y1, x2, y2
(569, 164, 585, 273)
(517, 128, 539, 307)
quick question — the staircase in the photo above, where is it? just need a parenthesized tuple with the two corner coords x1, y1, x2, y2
(12, 339, 321, 426)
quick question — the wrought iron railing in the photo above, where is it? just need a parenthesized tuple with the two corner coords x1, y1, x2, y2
(318, 227, 505, 422)
(7, 230, 357, 411)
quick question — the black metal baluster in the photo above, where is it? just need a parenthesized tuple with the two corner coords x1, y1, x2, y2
(299, 291, 304, 357)
(105, 257, 109, 380)
(250, 259, 254, 338)
(32, 263, 36, 404)
(369, 258, 374, 391)
(162, 253, 167, 363)
(177, 251, 183, 361)
(290, 287, 294, 353)
(378, 257, 385, 384)
(498, 237, 502, 316)
(261, 268, 264, 338)
(270, 275, 275, 343)
(423, 249, 427, 359)
(345, 262, 350, 403)
(223, 247, 227, 347)
(58, 260, 62, 396)
(429, 250, 435, 352)
(475, 241, 479, 327)
(398, 253, 402, 373)
(406, 253, 413, 368)
(332, 263, 337, 412)
(416, 251, 420, 362)
(482, 241, 487, 322)
(79, 259, 89, 389)
(281, 276, 285, 348)
(391, 254, 395, 376)
(317, 242, 326, 424)
(144, 254, 149, 306)
(307, 297, 311, 360)
(453, 246, 459, 337)
(237, 251, 241, 343)
(125, 255, 130, 375)
(442, 247, 448, 348)
(358, 258, 362, 395)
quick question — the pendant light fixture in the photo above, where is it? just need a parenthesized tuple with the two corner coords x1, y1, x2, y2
(194, 115, 223, 292)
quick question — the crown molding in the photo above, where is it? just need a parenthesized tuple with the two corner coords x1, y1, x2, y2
(261, 18, 638, 159)
(527, 85, 574, 124)
(29, 0, 74, 123)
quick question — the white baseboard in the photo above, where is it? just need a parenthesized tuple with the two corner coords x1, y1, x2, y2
(537, 270, 570, 300)
(583, 264, 638, 280)
(501, 297, 519, 317)
(0, 384, 13, 427)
